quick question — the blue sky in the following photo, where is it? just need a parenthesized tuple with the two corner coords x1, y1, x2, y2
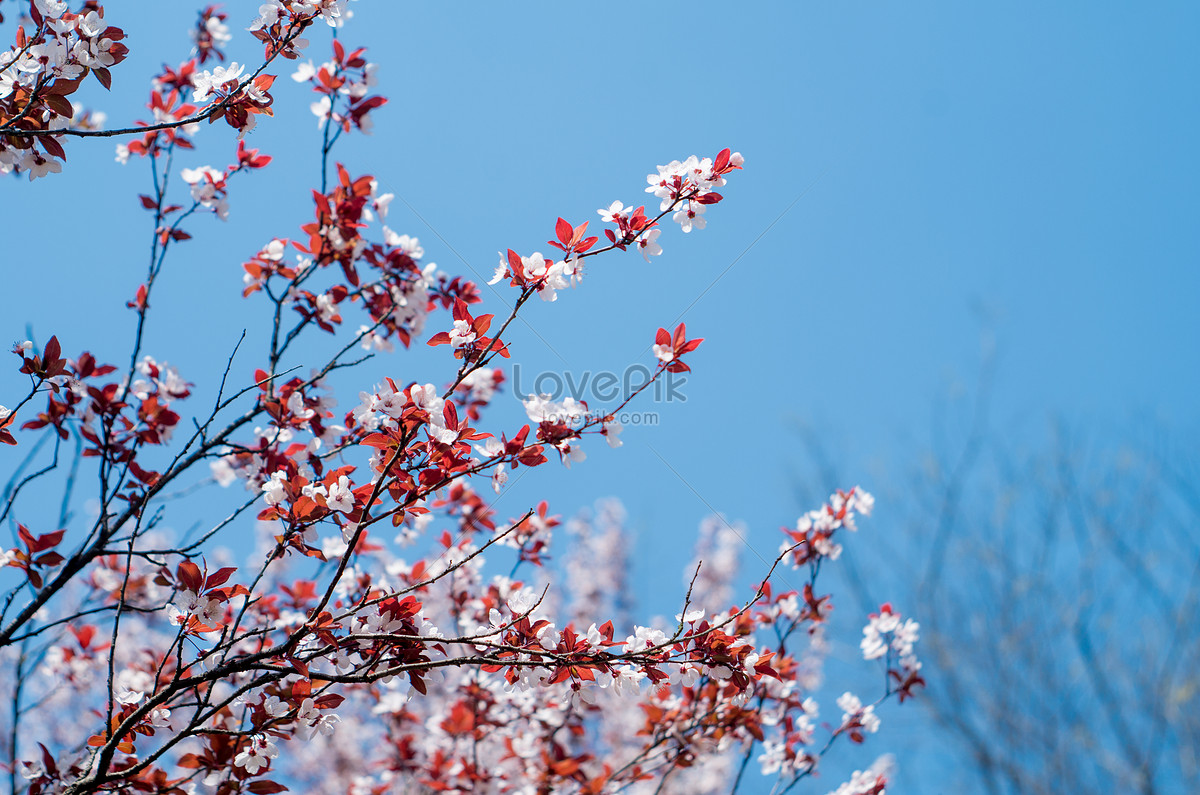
(4, 2, 1198, 791)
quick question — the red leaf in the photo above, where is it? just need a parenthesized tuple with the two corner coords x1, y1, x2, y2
(40, 135, 66, 161)
(555, 217, 573, 246)
(248, 781, 289, 794)
(205, 567, 237, 590)
(44, 336, 61, 365)
(314, 693, 344, 709)
(34, 529, 65, 552)
(127, 284, 148, 310)
(360, 432, 397, 449)
(176, 560, 203, 592)
(71, 624, 96, 649)
(34, 552, 64, 567)
(571, 221, 589, 245)
(506, 249, 523, 278)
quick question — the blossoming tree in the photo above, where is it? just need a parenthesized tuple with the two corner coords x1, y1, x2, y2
(0, 2, 923, 793)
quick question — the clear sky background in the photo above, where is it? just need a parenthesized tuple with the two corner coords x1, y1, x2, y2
(4, 2, 1198, 792)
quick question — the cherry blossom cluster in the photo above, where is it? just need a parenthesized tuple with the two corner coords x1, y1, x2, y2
(250, 0, 353, 36)
(0, 1, 128, 178)
(7, 339, 190, 497)
(646, 150, 744, 232)
(190, 61, 277, 136)
(190, 5, 231, 65)
(293, 38, 384, 133)
(826, 760, 892, 795)
(484, 149, 742, 309)
(488, 247, 586, 302)
(781, 485, 876, 567)
(161, 560, 249, 633)
(861, 602, 924, 702)
(110, 28, 242, 163)
(3, 0, 359, 178)
(212, 370, 345, 512)
(836, 691, 882, 742)
(595, 149, 742, 263)
(427, 299, 509, 363)
(114, 0, 313, 163)
(114, 60, 202, 163)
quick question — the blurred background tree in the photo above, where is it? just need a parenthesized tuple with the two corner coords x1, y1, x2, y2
(795, 342, 1200, 793)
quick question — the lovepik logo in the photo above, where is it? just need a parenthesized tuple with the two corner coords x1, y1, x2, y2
(509, 363, 688, 405)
